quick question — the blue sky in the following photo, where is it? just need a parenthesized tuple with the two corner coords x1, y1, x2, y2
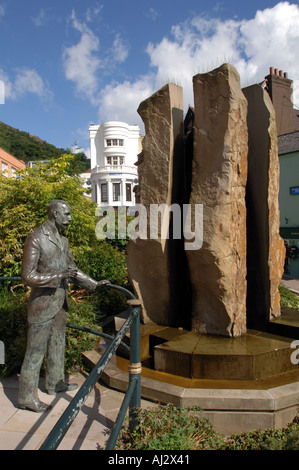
(0, 1, 299, 159)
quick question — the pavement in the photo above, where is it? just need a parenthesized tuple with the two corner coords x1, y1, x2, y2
(0, 372, 155, 451)
(281, 275, 299, 295)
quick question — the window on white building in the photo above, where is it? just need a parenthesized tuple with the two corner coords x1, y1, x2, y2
(101, 183, 108, 202)
(107, 156, 124, 166)
(106, 139, 124, 147)
(126, 183, 132, 202)
(113, 183, 121, 201)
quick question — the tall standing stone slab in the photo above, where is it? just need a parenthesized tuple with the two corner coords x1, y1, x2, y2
(126, 83, 185, 326)
(186, 64, 248, 337)
(243, 84, 285, 325)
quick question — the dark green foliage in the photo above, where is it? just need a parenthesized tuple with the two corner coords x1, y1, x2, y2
(64, 293, 103, 373)
(224, 423, 299, 450)
(0, 155, 97, 277)
(0, 121, 66, 163)
(279, 284, 299, 310)
(116, 404, 299, 450)
(0, 285, 28, 377)
(66, 151, 90, 175)
(116, 404, 225, 450)
(0, 121, 90, 173)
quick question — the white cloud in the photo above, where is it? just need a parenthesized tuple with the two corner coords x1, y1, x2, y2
(111, 34, 129, 63)
(99, 1, 299, 126)
(148, 2, 299, 108)
(14, 69, 53, 100)
(0, 67, 53, 104)
(0, 69, 12, 99)
(98, 76, 155, 127)
(0, 4, 5, 18)
(239, 2, 299, 104)
(146, 8, 160, 21)
(31, 7, 62, 27)
(63, 10, 131, 106)
(86, 4, 103, 23)
(63, 10, 102, 105)
(32, 8, 48, 26)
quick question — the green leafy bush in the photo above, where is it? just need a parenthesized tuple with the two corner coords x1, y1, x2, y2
(64, 293, 103, 373)
(115, 404, 299, 451)
(0, 285, 28, 377)
(279, 284, 299, 310)
(224, 423, 299, 450)
(116, 404, 224, 450)
(0, 155, 98, 277)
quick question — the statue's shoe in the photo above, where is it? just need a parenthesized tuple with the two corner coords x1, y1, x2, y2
(19, 399, 52, 412)
(46, 381, 78, 395)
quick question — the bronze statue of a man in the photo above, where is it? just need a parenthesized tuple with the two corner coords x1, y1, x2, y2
(18, 199, 109, 412)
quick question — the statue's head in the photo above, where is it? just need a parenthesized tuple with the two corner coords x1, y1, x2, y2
(47, 200, 71, 231)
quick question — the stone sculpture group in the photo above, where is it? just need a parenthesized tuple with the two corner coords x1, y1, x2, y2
(127, 63, 285, 337)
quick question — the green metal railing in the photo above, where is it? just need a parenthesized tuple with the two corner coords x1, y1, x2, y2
(0, 277, 142, 450)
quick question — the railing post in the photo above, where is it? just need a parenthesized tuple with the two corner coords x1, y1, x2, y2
(127, 299, 142, 432)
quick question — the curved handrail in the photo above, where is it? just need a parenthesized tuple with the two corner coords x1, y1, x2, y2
(104, 282, 136, 299)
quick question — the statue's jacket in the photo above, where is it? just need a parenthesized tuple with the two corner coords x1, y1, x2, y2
(21, 219, 97, 324)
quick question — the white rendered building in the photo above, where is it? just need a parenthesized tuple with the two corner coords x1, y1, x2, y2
(89, 121, 141, 208)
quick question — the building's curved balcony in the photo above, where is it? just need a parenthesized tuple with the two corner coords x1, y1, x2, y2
(91, 164, 137, 177)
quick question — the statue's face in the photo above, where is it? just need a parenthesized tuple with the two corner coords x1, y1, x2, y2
(54, 203, 72, 230)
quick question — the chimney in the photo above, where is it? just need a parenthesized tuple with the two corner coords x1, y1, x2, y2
(266, 67, 295, 135)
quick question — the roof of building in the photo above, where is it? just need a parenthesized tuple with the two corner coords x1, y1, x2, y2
(278, 131, 299, 155)
(0, 147, 25, 167)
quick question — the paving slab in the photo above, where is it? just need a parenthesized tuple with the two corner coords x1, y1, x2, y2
(0, 372, 155, 450)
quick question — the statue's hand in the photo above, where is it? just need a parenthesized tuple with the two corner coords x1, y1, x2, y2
(97, 280, 111, 287)
(61, 268, 78, 280)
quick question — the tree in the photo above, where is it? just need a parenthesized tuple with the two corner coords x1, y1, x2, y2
(0, 154, 97, 277)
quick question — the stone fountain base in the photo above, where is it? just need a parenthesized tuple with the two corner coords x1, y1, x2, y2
(82, 308, 299, 435)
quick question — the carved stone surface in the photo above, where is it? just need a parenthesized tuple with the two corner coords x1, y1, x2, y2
(243, 84, 285, 325)
(186, 64, 248, 337)
(127, 83, 185, 325)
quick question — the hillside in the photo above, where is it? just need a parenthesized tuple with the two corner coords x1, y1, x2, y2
(0, 121, 67, 163)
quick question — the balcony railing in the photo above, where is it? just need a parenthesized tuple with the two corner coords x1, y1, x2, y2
(91, 165, 137, 176)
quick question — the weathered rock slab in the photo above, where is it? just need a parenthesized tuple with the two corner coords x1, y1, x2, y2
(127, 83, 184, 325)
(186, 64, 248, 337)
(243, 84, 285, 324)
